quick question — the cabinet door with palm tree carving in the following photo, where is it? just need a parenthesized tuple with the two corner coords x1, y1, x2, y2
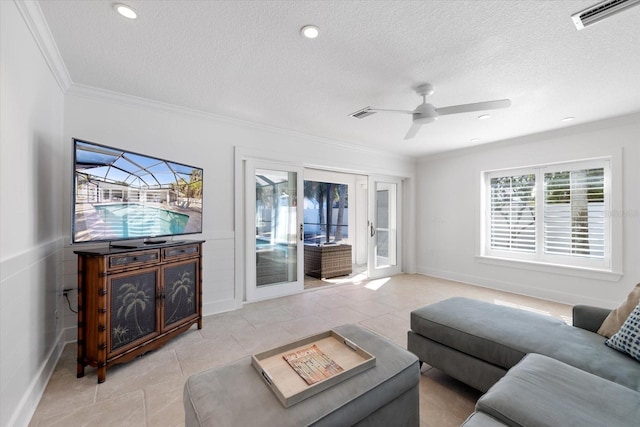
(162, 260, 198, 329)
(109, 270, 159, 354)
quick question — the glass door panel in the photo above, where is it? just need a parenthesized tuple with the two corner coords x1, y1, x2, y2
(368, 176, 402, 279)
(246, 160, 303, 301)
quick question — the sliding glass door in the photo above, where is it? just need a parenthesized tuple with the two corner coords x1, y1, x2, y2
(368, 176, 402, 279)
(245, 160, 304, 301)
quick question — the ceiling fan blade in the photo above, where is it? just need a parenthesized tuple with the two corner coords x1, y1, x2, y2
(436, 99, 511, 116)
(369, 108, 415, 114)
(404, 123, 422, 140)
(349, 107, 415, 119)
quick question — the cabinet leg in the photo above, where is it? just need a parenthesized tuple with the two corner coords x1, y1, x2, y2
(77, 362, 85, 378)
(97, 367, 106, 384)
(198, 318, 202, 329)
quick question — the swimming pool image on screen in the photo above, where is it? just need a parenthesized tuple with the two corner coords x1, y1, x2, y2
(93, 204, 189, 238)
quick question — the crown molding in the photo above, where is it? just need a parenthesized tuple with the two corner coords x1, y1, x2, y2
(14, 1, 411, 163)
(66, 82, 414, 163)
(15, 0, 72, 92)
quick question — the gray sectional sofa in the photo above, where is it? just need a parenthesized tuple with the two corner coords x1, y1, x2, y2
(408, 297, 640, 426)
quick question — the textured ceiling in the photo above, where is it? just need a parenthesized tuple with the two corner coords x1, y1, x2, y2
(38, 0, 640, 157)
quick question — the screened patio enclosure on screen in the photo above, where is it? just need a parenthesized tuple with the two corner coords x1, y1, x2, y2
(73, 140, 203, 243)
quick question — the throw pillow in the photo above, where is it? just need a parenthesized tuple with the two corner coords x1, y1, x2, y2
(605, 302, 640, 361)
(598, 283, 640, 338)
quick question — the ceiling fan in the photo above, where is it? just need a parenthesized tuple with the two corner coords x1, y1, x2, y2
(349, 83, 511, 140)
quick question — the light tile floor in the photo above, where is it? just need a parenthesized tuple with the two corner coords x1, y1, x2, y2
(303, 264, 368, 289)
(29, 274, 572, 427)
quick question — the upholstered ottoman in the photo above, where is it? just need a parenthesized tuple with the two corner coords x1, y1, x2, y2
(463, 353, 640, 426)
(184, 324, 420, 426)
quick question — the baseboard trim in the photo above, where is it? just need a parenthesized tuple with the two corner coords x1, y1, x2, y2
(203, 298, 239, 316)
(8, 330, 66, 427)
(415, 266, 617, 308)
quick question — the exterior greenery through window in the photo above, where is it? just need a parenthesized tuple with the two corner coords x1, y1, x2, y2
(303, 181, 348, 244)
(485, 159, 610, 269)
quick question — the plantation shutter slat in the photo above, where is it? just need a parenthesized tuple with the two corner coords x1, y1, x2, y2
(543, 168, 605, 259)
(490, 174, 536, 253)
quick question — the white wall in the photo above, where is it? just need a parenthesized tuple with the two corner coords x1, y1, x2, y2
(61, 91, 416, 326)
(0, 2, 66, 426)
(416, 114, 640, 308)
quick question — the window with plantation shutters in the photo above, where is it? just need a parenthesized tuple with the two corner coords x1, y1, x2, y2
(543, 168, 605, 259)
(490, 174, 536, 253)
(483, 159, 611, 270)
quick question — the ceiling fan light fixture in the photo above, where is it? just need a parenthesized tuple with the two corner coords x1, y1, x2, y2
(114, 3, 137, 19)
(300, 25, 319, 39)
(413, 103, 438, 124)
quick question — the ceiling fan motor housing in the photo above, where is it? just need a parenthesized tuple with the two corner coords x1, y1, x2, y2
(414, 103, 438, 124)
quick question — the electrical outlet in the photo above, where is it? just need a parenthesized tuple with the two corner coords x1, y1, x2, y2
(63, 288, 73, 297)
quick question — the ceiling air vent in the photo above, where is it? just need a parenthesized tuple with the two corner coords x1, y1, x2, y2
(571, 0, 640, 30)
(349, 107, 376, 119)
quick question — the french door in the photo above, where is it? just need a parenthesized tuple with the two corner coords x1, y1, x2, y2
(245, 160, 304, 301)
(367, 176, 402, 279)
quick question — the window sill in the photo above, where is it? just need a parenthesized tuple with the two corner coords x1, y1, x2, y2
(475, 255, 623, 282)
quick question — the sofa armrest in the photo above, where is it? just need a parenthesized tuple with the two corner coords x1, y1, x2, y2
(572, 305, 611, 333)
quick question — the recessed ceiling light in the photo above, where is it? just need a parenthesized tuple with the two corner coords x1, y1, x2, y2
(114, 3, 137, 19)
(477, 114, 491, 120)
(470, 138, 480, 143)
(300, 25, 319, 39)
(561, 116, 575, 122)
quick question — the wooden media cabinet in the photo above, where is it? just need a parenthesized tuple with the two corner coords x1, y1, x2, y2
(74, 240, 204, 383)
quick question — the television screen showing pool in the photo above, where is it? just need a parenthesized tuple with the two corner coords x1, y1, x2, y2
(72, 139, 203, 244)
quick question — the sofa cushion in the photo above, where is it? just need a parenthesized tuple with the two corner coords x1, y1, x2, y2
(605, 302, 640, 361)
(598, 283, 640, 338)
(407, 331, 507, 393)
(462, 412, 508, 427)
(410, 297, 640, 391)
(475, 353, 640, 427)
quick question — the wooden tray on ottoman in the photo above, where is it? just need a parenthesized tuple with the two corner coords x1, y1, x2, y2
(251, 330, 376, 408)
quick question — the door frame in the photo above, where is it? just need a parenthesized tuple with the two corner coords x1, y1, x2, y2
(367, 175, 403, 279)
(245, 159, 304, 301)
(234, 146, 412, 307)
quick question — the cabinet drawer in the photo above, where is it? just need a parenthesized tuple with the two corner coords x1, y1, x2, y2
(108, 250, 160, 269)
(163, 244, 200, 260)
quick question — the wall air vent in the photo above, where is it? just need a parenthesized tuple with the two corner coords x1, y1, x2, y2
(349, 107, 376, 119)
(571, 0, 640, 30)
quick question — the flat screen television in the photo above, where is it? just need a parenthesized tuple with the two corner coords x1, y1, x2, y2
(72, 138, 203, 245)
